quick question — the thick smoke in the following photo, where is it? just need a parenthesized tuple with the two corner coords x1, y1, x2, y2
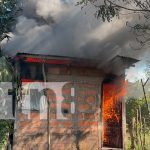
(3, 0, 149, 63)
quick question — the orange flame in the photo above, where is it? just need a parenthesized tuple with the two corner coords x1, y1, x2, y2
(102, 79, 126, 148)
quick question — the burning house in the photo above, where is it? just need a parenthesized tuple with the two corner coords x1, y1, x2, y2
(12, 53, 138, 150)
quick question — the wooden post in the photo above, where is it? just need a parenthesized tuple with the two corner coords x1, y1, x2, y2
(141, 79, 150, 120)
(132, 117, 136, 149)
(42, 63, 51, 150)
(139, 106, 143, 150)
(136, 109, 139, 144)
(143, 117, 146, 150)
(122, 94, 126, 150)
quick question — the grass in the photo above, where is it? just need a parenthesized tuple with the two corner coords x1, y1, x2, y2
(126, 131, 150, 150)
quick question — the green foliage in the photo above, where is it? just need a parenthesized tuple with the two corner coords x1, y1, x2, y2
(0, 55, 13, 148)
(126, 97, 150, 127)
(0, 56, 13, 81)
(126, 98, 142, 123)
(126, 97, 150, 149)
(78, 0, 150, 20)
(0, 1, 18, 148)
(77, 0, 120, 22)
(78, 0, 150, 46)
(126, 132, 150, 150)
(95, 4, 119, 22)
(0, 0, 19, 41)
(0, 120, 13, 149)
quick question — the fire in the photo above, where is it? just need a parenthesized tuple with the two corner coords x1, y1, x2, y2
(102, 79, 126, 148)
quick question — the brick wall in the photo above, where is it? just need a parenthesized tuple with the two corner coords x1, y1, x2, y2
(13, 66, 102, 150)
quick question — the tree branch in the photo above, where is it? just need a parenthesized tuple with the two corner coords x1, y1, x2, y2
(104, 0, 150, 12)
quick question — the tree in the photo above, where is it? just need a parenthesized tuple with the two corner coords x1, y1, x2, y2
(0, 0, 19, 149)
(78, 0, 150, 47)
(126, 97, 150, 149)
(0, 56, 14, 149)
(0, 0, 19, 50)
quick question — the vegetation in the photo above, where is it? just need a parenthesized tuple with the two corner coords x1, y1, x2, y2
(126, 97, 150, 149)
(0, 56, 13, 149)
(0, 0, 19, 149)
(0, 0, 19, 44)
(0, 120, 14, 150)
(78, 0, 150, 47)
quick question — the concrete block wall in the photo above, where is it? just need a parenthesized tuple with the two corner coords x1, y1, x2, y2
(13, 66, 102, 150)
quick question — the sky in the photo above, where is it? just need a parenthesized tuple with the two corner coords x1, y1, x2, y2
(2, 0, 150, 82)
(126, 61, 147, 82)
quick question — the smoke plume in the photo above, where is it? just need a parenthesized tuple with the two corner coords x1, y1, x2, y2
(3, 0, 149, 64)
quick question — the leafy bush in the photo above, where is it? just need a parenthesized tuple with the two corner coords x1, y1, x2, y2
(0, 56, 13, 148)
(0, 120, 13, 149)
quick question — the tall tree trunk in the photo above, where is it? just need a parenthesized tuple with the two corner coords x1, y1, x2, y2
(128, 118, 136, 149)
(135, 109, 139, 144)
(139, 106, 143, 150)
(143, 118, 146, 150)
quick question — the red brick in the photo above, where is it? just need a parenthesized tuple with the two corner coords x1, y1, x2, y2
(30, 112, 40, 120)
(84, 113, 95, 120)
(50, 113, 56, 119)
(78, 113, 84, 119)
(60, 121, 73, 128)
(51, 128, 66, 134)
(31, 120, 45, 127)
(91, 126, 99, 133)
(82, 84, 97, 88)
(77, 96, 83, 101)
(86, 96, 95, 104)
(78, 104, 90, 112)
(78, 121, 98, 128)
(51, 143, 65, 150)
(78, 90, 98, 95)
(50, 120, 60, 127)
(39, 113, 47, 119)
(62, 88, 71, 95)
(63, 113, 72, 119)
(18, 113, 28, 120)
(19, 121, 30, 127)
(47, 90, 56, 101)
(50, 103, 56, 108)
(61, 103, 71, 109)
(91, 105, 97, 111)
(22, 127, 40, 134)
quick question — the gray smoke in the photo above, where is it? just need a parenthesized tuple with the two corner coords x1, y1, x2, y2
(2, 0, 150, 63)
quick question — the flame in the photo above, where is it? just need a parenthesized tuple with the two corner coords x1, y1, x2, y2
(102, 79, 126, 148)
